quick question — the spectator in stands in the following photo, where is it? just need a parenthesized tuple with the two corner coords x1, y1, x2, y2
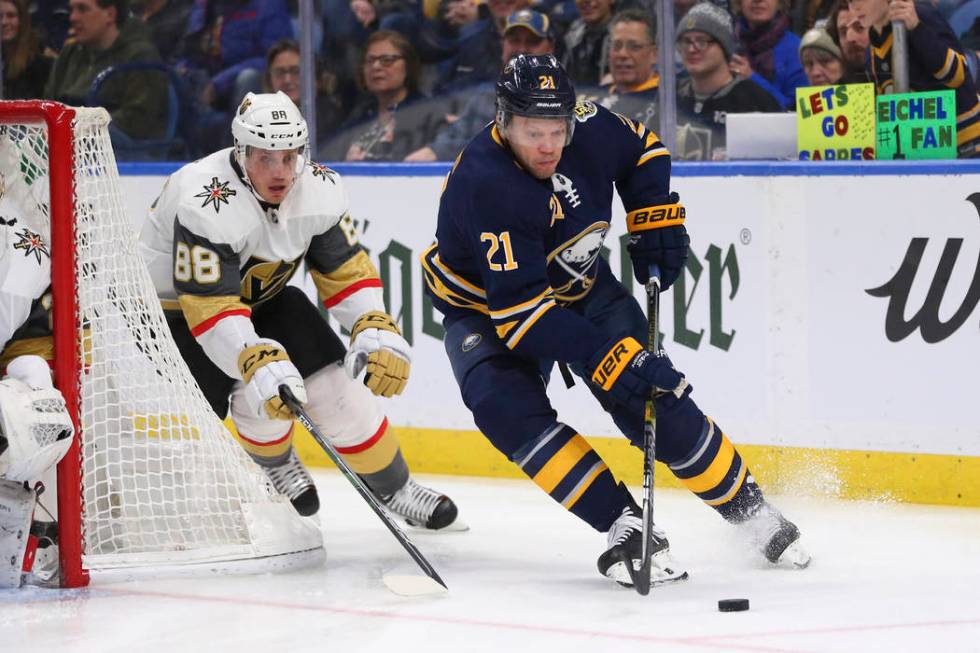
(585, 8, 660, 130)
(1, 0, 54, 98)
(799, 26, 844, 84)
(322, 30, 447, 160)
(412, 0, 482, 62)
(731, 0, 808, 108)
(435, 0, 530, 93)
(789, 0, 834, 33)
(263, 39, 346, 145)
(404, 7, 555, 160)
(562, 0, 615, 86)
(134, 0, 189, 64)
(675, 1, 782, 159)
(826, 0, 870, 82)
(182, 0, 293, 112)
(32, 0, 70, 52)
(44, 0, 168, 141)
(850, 0, 980, 157)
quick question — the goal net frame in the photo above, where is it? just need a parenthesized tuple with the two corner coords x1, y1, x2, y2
(0, 100, 324, 588)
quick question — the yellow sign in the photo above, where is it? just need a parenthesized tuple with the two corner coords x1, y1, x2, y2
(796, 83, 876, 161)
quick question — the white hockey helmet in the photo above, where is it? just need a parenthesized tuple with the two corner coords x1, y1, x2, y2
(232, 91, 309, 185)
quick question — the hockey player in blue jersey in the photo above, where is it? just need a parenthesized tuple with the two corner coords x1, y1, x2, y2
(423, 54, 810, 587)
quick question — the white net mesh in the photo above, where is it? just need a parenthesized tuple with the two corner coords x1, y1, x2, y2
(0, 105, 322, 573)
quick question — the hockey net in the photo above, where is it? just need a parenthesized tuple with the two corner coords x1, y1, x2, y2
(0, 101, 323, 587)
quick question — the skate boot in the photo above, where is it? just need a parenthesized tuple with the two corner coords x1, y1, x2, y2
(739, 502, 810, 568)
(597, 500, 688, 588)
(381, 478, 459, 530)
(260, 449, 320, 517)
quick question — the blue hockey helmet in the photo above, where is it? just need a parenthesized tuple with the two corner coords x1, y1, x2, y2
(495, 54, 576, 144)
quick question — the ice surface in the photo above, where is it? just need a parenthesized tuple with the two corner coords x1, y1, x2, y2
(2, 471, 979, 652)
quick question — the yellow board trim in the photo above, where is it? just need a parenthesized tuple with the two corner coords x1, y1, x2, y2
(681, 435, 735, 494)
(531, 434, 591, 494)
(279, 423, 980, 508)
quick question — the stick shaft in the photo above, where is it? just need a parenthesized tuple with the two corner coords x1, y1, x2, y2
(636, 265, 661, 596)
(279, 386, 447, 589)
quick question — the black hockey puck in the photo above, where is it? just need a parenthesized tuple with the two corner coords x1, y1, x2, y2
(718, 598, 750, 612)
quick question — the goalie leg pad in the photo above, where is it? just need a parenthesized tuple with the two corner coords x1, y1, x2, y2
(0, 479, 36, 588)
(304, 364, 408, 496)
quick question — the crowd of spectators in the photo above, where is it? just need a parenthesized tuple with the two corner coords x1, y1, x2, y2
(2, 0, 978, 159)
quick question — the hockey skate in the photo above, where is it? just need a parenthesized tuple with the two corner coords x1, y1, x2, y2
(381, 478, 462, 531)
(597, 501, 688, 588)
(260, 449, 320, 517)
(739, 502, 810, 568)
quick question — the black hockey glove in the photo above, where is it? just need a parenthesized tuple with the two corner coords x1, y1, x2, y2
(625, 192, 689, 289)
(627, 224, 689, 288)
(587, 336, 688, 406)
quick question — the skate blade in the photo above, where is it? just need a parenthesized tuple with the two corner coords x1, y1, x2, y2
(400, 515, 470, 533)
(382, 574, 448, 597)
(776, 540, 811, 569)
(605, 559, 690, 589)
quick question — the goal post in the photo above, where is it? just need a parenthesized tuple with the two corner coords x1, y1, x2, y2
(0, 100, 324, 588)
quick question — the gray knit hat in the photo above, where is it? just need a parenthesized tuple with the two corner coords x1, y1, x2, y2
(799, 27, 842, 61)
(677, 3, 735, 61)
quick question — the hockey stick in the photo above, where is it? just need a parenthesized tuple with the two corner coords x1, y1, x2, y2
(635, 264, 661, 596)
(279, 386, 448, 596)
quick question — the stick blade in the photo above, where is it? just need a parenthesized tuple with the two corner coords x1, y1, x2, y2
(382, 574, 448, 597)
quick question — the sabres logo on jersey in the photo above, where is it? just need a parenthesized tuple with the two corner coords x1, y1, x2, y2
(547, 222, 608, 302)
(194, 177, 237, 213)
(309, 162, 337, 184)
(13, 227, 49, 264)
(573, 101, 598, 123)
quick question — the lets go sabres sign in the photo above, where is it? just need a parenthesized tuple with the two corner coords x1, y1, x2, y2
(796, 83, 876, 161)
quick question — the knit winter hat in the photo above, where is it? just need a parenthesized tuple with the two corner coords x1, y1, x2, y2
(677, 3, 735, 61)
(799, 27, 843, 61)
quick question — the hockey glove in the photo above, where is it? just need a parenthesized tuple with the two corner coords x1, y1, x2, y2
(625, 192, 689, 289)
(238, 338, 307, 420)
(345, 311, 411, 398)
(0, 367, 75, 482)
(587, 336, 688, 406)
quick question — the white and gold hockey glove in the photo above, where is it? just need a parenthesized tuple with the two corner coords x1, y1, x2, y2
(344, 311, 411, 398)
(238, 339, 307, 420)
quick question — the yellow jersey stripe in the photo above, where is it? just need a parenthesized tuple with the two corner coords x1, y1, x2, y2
(705, 461, 748, 506)
(505, 300, 556, 349)
(638, 148, 670, 167)
(562, 461, 609, 509)
(490, 287, 553, 319)
(532, 434, 592, 494)
(682, 435, 736, 494)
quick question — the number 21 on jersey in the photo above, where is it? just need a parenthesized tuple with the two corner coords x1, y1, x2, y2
(480, 231, 519, 271)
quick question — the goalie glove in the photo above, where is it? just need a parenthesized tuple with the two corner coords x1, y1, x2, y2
(238, 339, 307, 420)
(344, 311, 411, 398)
(0, 362, 75, 482)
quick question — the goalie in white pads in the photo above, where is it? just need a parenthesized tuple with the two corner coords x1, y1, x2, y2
(138, 92, 459, 529)
(0, 177, 75, 588)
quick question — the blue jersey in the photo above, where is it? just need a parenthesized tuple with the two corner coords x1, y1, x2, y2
(423, 101, 677, 365)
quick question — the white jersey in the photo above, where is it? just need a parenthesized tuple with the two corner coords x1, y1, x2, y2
(0, 195, 50, 356)
(138, 148, 384, 378)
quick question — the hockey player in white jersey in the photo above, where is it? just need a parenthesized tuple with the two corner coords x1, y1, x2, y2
(138, 92, 459, 528)
(0, 170, 75, 587)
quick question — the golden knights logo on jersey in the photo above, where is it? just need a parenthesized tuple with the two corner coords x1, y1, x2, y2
(13, 227, 49, 264)
(194, 177, 238, 213)
(240, 257, 300, 305)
